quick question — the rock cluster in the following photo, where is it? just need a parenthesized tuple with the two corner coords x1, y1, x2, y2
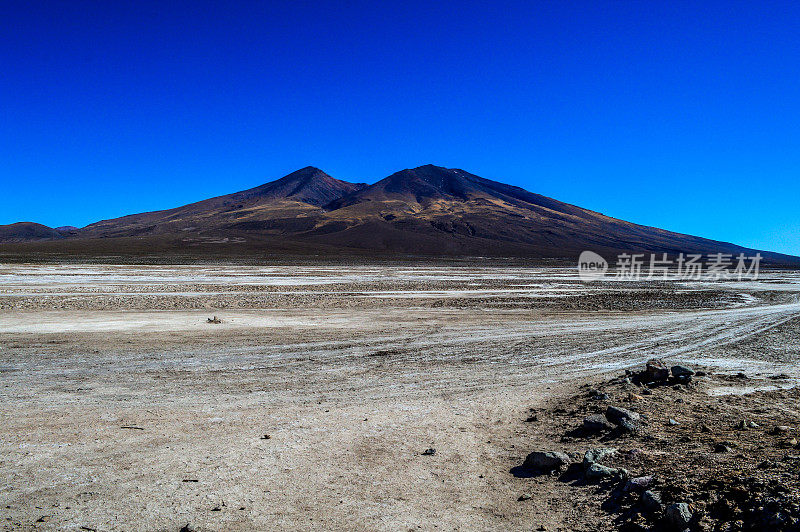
(516, 360, 800, 531)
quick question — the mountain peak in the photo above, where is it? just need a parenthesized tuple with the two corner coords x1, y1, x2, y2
(254, 167, 364, 206)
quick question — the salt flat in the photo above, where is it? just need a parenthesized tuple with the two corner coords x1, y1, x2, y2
(1, 264, 798, 531)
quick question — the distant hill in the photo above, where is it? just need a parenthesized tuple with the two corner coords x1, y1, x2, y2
(0, 222, 64, 243)
(1, 164, 798, 264)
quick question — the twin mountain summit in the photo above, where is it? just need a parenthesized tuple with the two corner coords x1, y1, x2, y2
(1, 164, 796, 263)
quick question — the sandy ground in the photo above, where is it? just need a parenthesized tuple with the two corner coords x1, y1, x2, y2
(0, 264, 799, 531)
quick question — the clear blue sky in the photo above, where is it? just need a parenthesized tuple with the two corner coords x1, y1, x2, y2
(2, 1, 799, 255)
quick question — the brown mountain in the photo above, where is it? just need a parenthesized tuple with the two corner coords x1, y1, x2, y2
(80, 166, 366, 238)
(0, 222, 64, 243)
(1, 164, 798, 263)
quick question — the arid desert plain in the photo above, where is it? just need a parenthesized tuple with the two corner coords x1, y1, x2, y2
(2, 263, 800, 531)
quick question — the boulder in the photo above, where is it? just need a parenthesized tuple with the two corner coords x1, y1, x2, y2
(585, 463, 619, 481)
(523, 451, 570, 471)
(606, 405, 640, 425)
(671, 365, 695, 378)
(646, 359, 670, 381)
(619, 418, 642, 433)
(624, 475, 654, 492)
(641, 490, 662, 512)
(665, 502, 692, 529)
(583, 414, 613, 432)
(583, 448, 617, 470)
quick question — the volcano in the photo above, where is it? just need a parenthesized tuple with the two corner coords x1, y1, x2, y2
(1, 164, 797, 263)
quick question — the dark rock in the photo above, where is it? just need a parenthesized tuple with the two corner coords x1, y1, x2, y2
(517, 493, 532, 501)
(583, 414, 613, 432)
(606, 406, 640, 425)
(641, 490, 662, 512)
(625, 475, 654, 493)
(619, 418, 642, 433)
(421, 448, 436, 456)
(523, 451, 570, 471)
(665, 502, 692, 529)
(714, 442, 732, 453)
(646, 359, 670, 381)
(586, 463, 619, 480)
(589, 389, 610, 400)
(671, 365, 695, 378)
(583, 448, 617, 470)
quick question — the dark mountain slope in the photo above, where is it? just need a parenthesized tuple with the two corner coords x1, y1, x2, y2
(2, 164, 798, 264)
(0, 222, 64, 243)
(80, 167, 366, 238)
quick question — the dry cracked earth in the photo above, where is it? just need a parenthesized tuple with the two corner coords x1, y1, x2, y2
(0, 263, 799, 531)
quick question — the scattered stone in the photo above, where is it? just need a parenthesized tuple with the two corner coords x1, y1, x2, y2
(625, 475, 654, 493)
(700, 424, 712, 433)
(260, 434, 271, 439)
(665, 502, 692, 529)
(583, 448, 617, 470)
(207, 316, 222, 324)
(606, 405, 640, 425)
(749, 421, 760, 428)
(769, 373, 791, 380)
(421, 448, 436, 456)
(619, 418, 642, 433)
(583, 414, 613, 432)
(714, 442, 732, 453)
(772, 425, 793, 435)
(525, 415, 538, 422)
(668, 418, 679, 426)
(179, 525, 196, 532)
(517, 493, 532, 501)
(671, 365, 695, 378)
(585, 463, 619, 480)
(641, 490, 662, 512)
(589, 389, 610, 400)
(646, 359, 670, 382)
(524, 451, 570, 471)
(628, 392, 643, 402)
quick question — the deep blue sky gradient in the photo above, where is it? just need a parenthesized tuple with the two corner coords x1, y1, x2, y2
(2, 1, 799, 254)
